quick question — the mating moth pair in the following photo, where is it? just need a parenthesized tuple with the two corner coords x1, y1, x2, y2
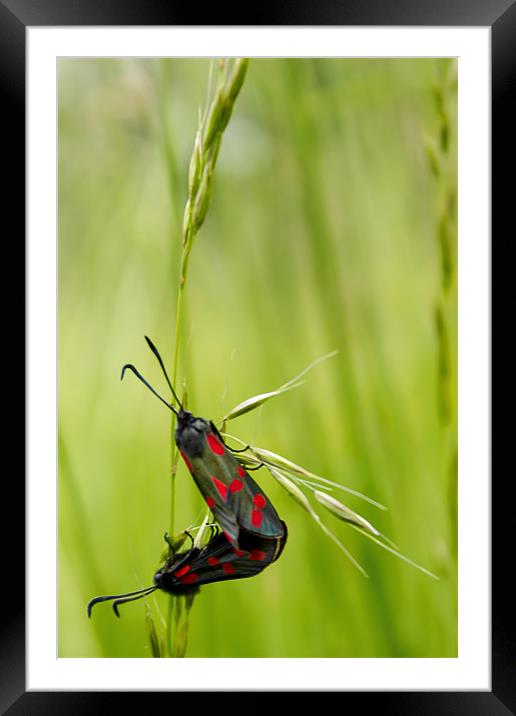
(88, 337, 287, 618)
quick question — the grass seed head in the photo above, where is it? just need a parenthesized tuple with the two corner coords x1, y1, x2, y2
(266, 466, 316, 516)
(314, 491, 380, 536)
(188, 131, 202, 197)
(227, 58, 249, 101)
(145, 605, 162, 658)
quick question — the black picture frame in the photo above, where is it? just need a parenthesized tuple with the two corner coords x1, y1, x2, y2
(4, 0, 505, 711)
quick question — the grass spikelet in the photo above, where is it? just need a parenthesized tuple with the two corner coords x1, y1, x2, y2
(313, 490, 381, 536)
(250, 446, 387, 511)
(266, 466, 368, 577)
(222, 350, 337, 422)
(231, 444, 433, 580)
(219, 431, 387, 511)
(223, 382, 305, 421)
(173, 602, 192, 659)
(145, 605, 163, 658)
(266, 465, 317, 515)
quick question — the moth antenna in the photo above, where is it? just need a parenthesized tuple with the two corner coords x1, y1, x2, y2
(87, 585, 156, 618)
(121, 364, 178, 416)
(144, 336, 184, 411)
(112, 588, 157, 618)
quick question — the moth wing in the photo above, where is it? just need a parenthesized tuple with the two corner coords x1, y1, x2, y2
(185, 450, 241, 545)
(186, 533, 262, 586)
(230, 466, 284, 538)
(182, 426, 283, 544)
(171, 527, 288, 592)
(199, 529, 287, 583)
(205, 426, 284, 538)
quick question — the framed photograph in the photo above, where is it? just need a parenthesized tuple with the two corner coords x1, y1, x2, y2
(5, 0, 505, 710)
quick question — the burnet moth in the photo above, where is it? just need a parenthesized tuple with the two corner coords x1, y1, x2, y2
(121, 336, 287, 549)
(88, 525, 287, 617)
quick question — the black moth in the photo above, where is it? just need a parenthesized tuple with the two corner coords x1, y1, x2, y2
(122, 336, 286, 548)
(88, 525, 287, 618)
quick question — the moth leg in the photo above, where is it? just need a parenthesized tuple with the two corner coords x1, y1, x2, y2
(164, 531, 175, 554)
(227, 444, 250, 453)
(209, 420, 250, 453)
(244, 462, 265, 472)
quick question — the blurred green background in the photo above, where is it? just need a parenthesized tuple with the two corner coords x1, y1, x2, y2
(58, 58, 457, 658)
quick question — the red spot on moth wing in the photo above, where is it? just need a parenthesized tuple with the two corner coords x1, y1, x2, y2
(207, 556, 219, 566)
(212, 477, 228, 501)
(205, 496, 216, 509)
(222, 562, 235, 575)
(233, 547, 246, 557)
(179, 572, 199, 585)
(250, 549, 267, 561)
(180, 451, 193, 473)
(229, 478, 243, 493)
(175, 565, 190, 578)
(251, 509, 263, 528)
(253, 494, 267, 509)
(237, 465, 246, 478)
(207, 433, 225, 455)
